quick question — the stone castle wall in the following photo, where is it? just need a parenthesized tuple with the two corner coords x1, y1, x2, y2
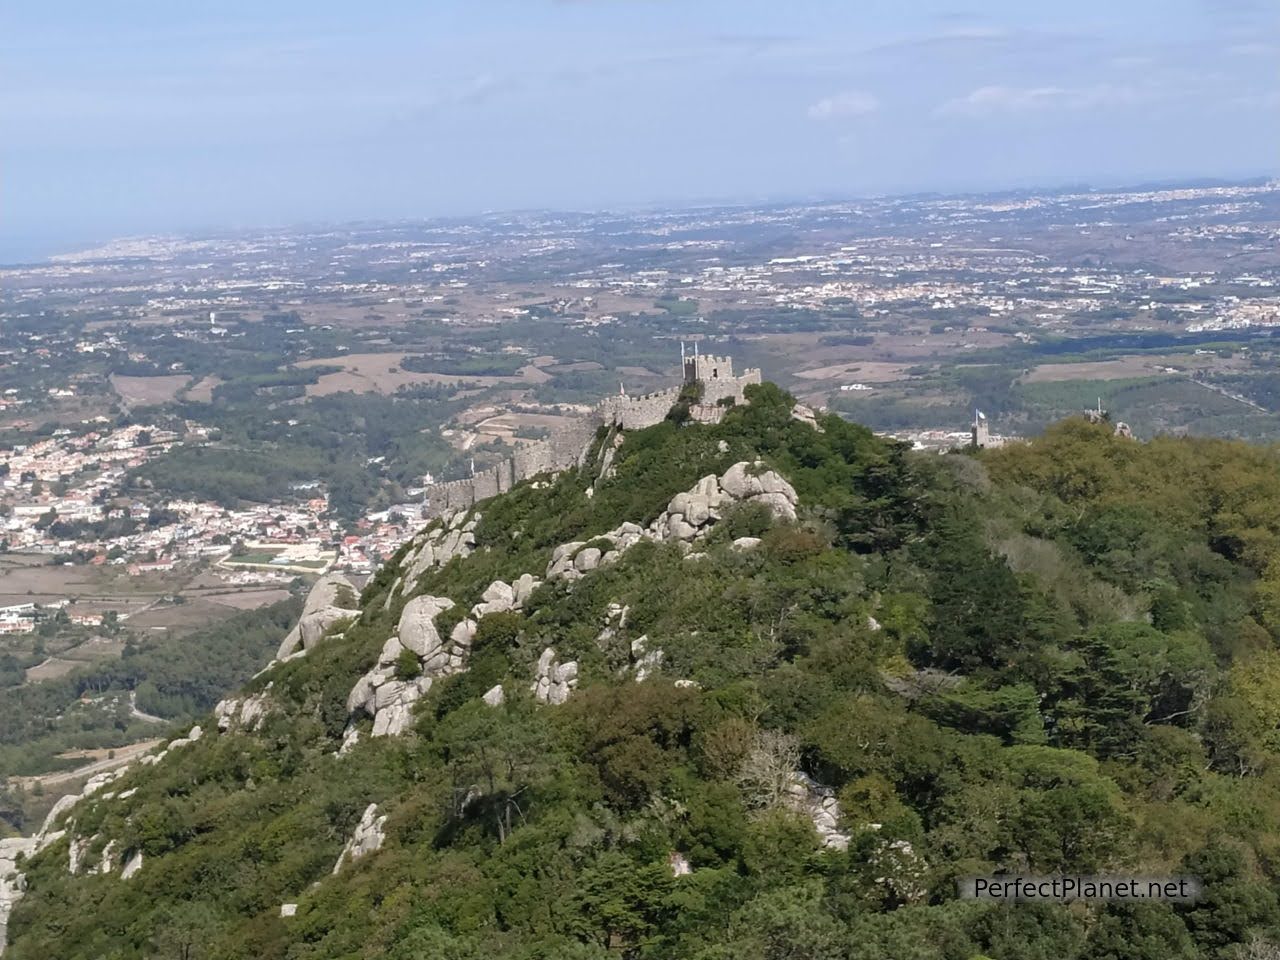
(421, 360, 760, 517)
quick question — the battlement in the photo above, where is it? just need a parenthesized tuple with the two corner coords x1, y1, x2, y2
(683, 353, 736, 384)
(420, 350, 761, 517)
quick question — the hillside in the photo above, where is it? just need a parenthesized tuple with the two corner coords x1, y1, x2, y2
(8, 383, 1280, 959)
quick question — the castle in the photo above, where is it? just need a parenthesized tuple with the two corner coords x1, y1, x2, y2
(421, 347, 761, 516)
(971, 410, 1004, 449)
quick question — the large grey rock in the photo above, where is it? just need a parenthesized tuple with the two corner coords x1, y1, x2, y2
(791, 404, 820, 430)
(450, 618, 477, 648)
(513, 573, 539, 606)
(719, 461, 759, 499)
(666, 515, 699, 541)
(275, 572, 360, 659)
(751, 491, 797, 521)
(404, 515, 479, 584)
(575, 547, 603, 573)
(0, 836, 37, 951)
(471, 580, 515, 617)
(398, 595, 455, 657)
(372, 702, 414, 737)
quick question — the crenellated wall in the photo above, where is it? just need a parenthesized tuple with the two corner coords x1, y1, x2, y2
(421, 360, 759, 516)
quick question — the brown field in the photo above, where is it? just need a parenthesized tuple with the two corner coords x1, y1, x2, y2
(203, 588, 293, 610)
(0, 555, 188, 608)
(793, 360, 918, 383)
(184, 375, 223, 402)
(24, 637, 125, 682)
(24, 657, 81, 682)
(545, 361, 603, 373)
(473, 411, 578, 442)
(124, 596, 241, 633)
(296, 352, 550, 396)
(110, 373, 192, 406)
(1022, 358, 1165, 383)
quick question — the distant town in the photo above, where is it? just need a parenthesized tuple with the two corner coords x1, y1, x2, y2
(3, 177, 1280, 651)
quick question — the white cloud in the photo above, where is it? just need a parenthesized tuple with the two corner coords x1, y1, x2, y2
(806, 90, 880, 120)
(937, 83, 1147, 117)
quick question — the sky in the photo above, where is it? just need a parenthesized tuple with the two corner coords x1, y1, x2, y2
(2, 0, 1278, 261)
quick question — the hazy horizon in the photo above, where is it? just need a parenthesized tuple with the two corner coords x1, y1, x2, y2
(5, 0, 1278, 262)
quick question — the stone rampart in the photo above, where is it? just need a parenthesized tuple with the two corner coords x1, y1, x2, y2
(421, 364, 759, 517)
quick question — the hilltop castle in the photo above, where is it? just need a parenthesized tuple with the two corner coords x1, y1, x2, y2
(422, 346, 761, 516)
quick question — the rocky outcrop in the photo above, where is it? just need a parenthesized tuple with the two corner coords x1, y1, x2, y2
(531, 648, 578, 705)
(630, 635, 664, 682)
(0, 751, 157, 952)
(120, 851, 143, 880)
(347, 578, 540, 739)
(396, 595, 457, 669)
(215, 687, 273, 733)
(332, 803, 386, 874)
(718, 462, 798, 522)
(547, 462, 798, 583)
(785, 772, 852, 851)
(790, 403, 821, 431)
(275, 572, 360, 660)
(346, 590, 451, 736)
(0, 837, 37, 953)
(67, 836, 90, 876)
(398, 512, 479, 589)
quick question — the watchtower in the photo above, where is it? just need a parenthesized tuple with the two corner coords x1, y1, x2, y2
(972, 410, 992, 448)
(681, 342, 733, 384)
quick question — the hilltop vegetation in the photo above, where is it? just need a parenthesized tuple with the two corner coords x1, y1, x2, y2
(12, 385, 1280, 959)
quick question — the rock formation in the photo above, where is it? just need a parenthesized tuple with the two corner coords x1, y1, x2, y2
(332, 803, 386, 874)
(346, 577, 541, 739)
(214, 687, 274, 733)
(531, 648, 578, 705)
(546, 461, 798, 583)
(785, 772, 852, 852)
(398, 511, 479, 588)
(275, 572, 360, 660)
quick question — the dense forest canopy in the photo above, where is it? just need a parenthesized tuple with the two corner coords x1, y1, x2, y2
(11, 385, 1280, 959)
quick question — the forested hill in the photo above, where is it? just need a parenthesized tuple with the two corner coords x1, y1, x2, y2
(11, 383, 1280, 960)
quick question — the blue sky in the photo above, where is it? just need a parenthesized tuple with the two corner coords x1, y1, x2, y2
(3, 0, 1278, 260)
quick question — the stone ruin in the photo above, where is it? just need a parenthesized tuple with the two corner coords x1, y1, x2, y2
(421, 349, 762, 517)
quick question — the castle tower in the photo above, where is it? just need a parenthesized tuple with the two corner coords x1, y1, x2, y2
(682, 343, 733, 385)
(972, 410, 991, 448)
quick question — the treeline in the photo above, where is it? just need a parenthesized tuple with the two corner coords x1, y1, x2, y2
(0, 598, 299, 786)
(130, 387, 461, 519)
(399, 353, 527, 377)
